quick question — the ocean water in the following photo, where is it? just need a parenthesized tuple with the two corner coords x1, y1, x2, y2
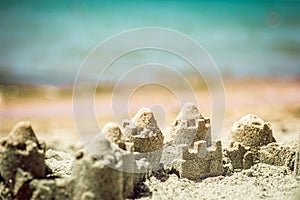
(0, 0, 299, 85)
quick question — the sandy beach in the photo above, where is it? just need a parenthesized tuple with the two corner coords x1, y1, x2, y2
(1, 1, 300, 199)
(0, 77, 299, 199)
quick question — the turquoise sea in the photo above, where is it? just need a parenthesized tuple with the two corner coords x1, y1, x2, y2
(0, 0, 299, 85)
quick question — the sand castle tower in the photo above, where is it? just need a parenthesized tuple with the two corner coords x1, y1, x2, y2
(231, 114, 276, 147)
(225, 114, 276, 170)
(162, 103, 223, 179)
(0, 122, 47, 193)
(168, 103, 211, 146)
(122, 108, 164, 170)
(71, 134, 124, 200)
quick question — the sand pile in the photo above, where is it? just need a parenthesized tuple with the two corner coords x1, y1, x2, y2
(0, 106, 299, 199)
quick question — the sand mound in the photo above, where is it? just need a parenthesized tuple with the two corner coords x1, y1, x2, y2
(231, 114, 276, 147)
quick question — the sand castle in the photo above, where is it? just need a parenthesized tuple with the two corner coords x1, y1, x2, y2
(0, 106, 298, 199)
(0, 122, 146, 199)
(161, 103, 223, 179)
(224, 114, 296, 172)
(122, 108, 164, 170)
(0, 122, 75, 199)
(0, 122, 47, 197)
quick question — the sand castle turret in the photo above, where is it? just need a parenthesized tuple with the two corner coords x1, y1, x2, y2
(102, 122, 126, 150)
(168, 103, 211, 146)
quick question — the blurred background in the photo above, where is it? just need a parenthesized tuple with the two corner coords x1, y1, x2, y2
(0, 0, 300, 84)
(0, 0, 299, 149)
